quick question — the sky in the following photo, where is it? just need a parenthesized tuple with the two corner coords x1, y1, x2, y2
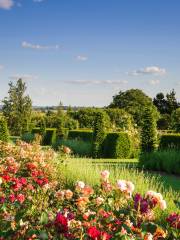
(0, 0, 180, 106)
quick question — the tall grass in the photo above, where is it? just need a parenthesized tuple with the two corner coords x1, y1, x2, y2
(57, 157, 180, 214)
(139, 150, 180, 175)
(53, 139, 92, 157)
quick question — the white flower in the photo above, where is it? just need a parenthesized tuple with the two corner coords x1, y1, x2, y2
(117, 180, 127, 191)
(159, 200, 167, 210)
(76, 181, 85, 189)
(0, 177, 2, 185)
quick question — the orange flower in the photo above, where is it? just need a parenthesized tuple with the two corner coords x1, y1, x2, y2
(81, 185, 94, 196)
(153, 227, 167, 239)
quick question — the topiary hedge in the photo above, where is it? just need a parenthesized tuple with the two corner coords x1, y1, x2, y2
(102, 132, 131, 159)
(31, 128, 57, 145)
(159, 133, 180, 150)
(68, 129, 93, 142)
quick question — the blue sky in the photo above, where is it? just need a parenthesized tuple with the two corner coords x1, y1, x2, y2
(0, 0, 180, 106)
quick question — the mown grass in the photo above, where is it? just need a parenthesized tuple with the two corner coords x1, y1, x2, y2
(57, 156, 180, 214)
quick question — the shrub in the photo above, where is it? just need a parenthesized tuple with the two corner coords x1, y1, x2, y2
(92, 111, 107, 158)
(0, 117, 9, 142)
(43, 128, 57, 145)
(171, 108, 180, 132)
(31, 128, 57, 145)
(21, 132, 35, 143)
(159, 133, 180, 150)
(54, 139, 92, 157)
(68, 129, 93, 142)
(139, 150, 180, 175)
(141, 107, 157, 152)
(102, 132, 131, 158)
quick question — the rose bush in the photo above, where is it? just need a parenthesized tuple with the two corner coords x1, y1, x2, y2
(0, 141, 179, 239)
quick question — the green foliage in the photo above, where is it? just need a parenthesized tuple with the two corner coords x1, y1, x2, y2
(68, 129, 93, 142)
(71, 108, 110, 129)
(141, 107, 157, 152)
(171, 108, 180, 132)
(105, 108, 134, 130)
(102, 132, 131, 158)
(31, 128, 56, 145)
(92, 111, 108, 158)
(153, 90, 179, 115)
(54, 139, 92, 157)
(139, 150, 180, 175)
(159, 133, 180, 150)
(2, 79, 32, 135)
(21, 132, 35, 143)
(157, 114, 171, 130)
(109, 89, 159, 126)
(0, 117, 9, 142)
(42, 128, 57, 145)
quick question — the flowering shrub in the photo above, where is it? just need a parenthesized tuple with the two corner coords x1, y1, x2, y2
(44, 170, 179, 239)
(0, 141, 62, 239)
(0, 141, 179, 239)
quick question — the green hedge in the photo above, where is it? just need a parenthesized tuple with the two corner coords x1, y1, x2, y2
(68, 129, 93, 142)
(159, 133, 180, 150)
(43, 128, 56, 145)
(139, 150, 180, 175)
(31, 128, 57, 145)
(102, 132, 131, 159)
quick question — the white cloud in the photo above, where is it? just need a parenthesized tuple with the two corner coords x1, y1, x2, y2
(149, 79, 160, 85)
(65, 80, 128, 85)
(128, 66, 166, 76)
(0, 0, 14, 10)
(22, 41, 60, 50)
(9, 74, 39, 80)
(76, 55, 88, 61)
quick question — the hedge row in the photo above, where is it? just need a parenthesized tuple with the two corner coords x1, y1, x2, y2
(159, 133, 180, 150)
(64, 130, 132, 158)
(68, 129, 93, 142)
(21, 128, 57, 145)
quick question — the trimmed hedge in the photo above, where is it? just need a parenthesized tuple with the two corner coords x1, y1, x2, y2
(43, 128, 56, 145)
(31, 128, 57, 145)
(159, 133, 180, 150)
(68, 129, 93, 142)
(103, 132, 131, 159)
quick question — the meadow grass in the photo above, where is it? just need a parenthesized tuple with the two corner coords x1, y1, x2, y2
(56, 156, 180, 214)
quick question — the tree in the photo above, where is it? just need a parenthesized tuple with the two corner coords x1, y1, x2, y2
(171, 108, 180, 132)
(2, 79, 32, 136)
(0, 117, 9, 142)
(109, 89, 158, 126)
(153, 92, 167, 114)
(141, 107, 157, 152)
(166, 89, 179, 114)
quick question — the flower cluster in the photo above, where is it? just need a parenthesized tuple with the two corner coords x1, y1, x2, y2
(45, 170, 179, 239)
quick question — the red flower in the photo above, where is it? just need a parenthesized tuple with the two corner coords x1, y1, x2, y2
(55, 213, 68, 233)
(2, 174, 11, 182)
(17, 194, 25, 204)
(9, 194, 16, 203)
(87, 226, 101, 239)
(20, 177, 27, 185)
(101, 232, 111, 240)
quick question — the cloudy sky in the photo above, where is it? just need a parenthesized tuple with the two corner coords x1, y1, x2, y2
(0, 0, 180, 106)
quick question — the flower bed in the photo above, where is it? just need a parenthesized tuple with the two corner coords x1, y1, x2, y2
(0, 142, 179, 239)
